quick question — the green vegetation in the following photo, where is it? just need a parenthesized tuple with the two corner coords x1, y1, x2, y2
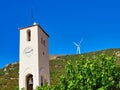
(37, 54, 120, 90)
(0, 63, 19, 90)
(0, 48, 120, 90)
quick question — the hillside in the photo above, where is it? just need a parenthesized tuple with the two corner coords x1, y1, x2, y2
(0, 48, 120, 90)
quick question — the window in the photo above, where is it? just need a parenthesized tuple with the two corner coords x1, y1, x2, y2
(42, 52, 45, 56)
(41, 37, 45, 46)
(27, 30, 31, 41)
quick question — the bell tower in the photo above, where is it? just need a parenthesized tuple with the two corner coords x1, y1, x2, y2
(19, 23, 50, 90)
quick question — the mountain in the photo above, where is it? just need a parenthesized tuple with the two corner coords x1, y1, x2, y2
(0, 48, 120, 90)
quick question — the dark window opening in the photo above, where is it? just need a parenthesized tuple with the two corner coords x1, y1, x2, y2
(43, 40, 45, 46)
(43, 52, 45, 56)
(27, 30, 31, 41)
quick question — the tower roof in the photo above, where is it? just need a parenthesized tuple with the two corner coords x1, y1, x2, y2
(19, 24, 49, 37)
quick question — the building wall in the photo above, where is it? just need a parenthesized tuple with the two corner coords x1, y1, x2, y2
(19, 25, 50, 90)
(38, 26, 50, 85)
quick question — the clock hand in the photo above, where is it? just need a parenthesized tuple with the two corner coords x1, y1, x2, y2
(26, 49, 33, 53)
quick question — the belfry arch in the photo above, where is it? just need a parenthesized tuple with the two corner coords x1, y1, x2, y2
(40, 67, 49, 86)
(26, 74, 33, 90)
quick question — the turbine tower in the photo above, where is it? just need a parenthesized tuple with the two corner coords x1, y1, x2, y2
(73, 39, 83, 54)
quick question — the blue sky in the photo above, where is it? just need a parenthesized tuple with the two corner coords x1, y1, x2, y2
(0, 0, 120, 68)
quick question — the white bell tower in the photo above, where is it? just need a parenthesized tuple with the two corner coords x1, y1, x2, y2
(19, 23, 50, 90)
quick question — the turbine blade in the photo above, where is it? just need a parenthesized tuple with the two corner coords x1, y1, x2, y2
(73, 42, 79, 46)
(79, 38, 83, 45)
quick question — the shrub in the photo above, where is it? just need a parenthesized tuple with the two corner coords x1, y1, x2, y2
(37, 54, 120, 90)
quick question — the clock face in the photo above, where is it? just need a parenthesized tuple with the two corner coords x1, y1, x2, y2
(24, 47, 33, 56)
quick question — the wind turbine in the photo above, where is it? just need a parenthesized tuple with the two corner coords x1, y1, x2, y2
(73, 39, 83, 54)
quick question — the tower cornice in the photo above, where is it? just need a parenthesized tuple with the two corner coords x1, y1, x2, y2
(19, 24, 49, 37)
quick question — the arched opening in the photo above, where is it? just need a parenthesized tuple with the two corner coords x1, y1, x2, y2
(41, 76, 43, 86)
(41, 75, 47, 86)
(27, 30, 31, 41)
(26, 74, 33, 90)
(40, 67, 49, 86)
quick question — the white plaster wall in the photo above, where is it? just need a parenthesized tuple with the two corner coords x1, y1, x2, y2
(19, 25, 39, 90)
(19, 25, 50, 90)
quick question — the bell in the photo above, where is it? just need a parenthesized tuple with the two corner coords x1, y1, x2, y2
(28, 79, 33, 85)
